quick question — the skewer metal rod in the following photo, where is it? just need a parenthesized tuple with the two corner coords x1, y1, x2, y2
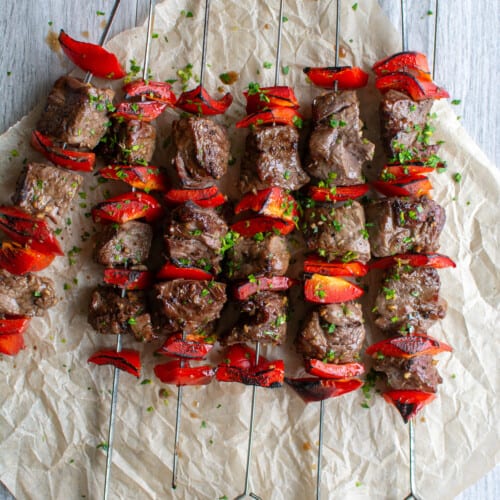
(142, 0, 155, 81)
(432, 0, 439, 78)
(403, 419, 420, 500)
(334, 0, 341, 68)
(400, 0, 408, 51)
(315, 400, 325, 500)
(274, 0, 285, 86)
(199, 0, 211, 88)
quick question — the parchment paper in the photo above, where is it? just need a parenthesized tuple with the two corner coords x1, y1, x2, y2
(0, 1, 498, 499)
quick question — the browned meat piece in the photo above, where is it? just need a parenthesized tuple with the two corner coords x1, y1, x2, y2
(366, 197, 445, 257)
(306, 91, 374, 185)
(373, 265, 447, 334)
(380, 89, 438, 162)
(240, 125, 310, 193)
(222, 291, 288, 345)
(153, 279, 226, 334)
(36, 76, 114, 149)
(12, 163, 83, 224)
(0, 269, 57, 316)
(88, 286, 155, 341)
(301, 200, 371, 263)
(226, 234, 290, 280)
(373, 355, 442, 393)
(93, 221, 153, 267)
(164, 202, 228, 274)
(172, 116, 230, 188)
(295, 302, 365, 362)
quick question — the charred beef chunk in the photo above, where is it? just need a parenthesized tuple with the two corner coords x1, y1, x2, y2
(153, 279, 226, 334)
(172, 116, 230, 188)
(0, 269, 57, 316)
(307, 91, 374, 185)
(366, 197, 445, 257)
(223, 291, 288, 345)
(380, 89, 438, 162)
(296, 301, 365, 363)
(93, 221, 153, 267)
(12, 162, 83, 224)
(302, 200, 371, 263)
(88, 285, 155, 341)
(240, 125, 310, 193)
(373, 355, 442, 393)
(373, 265, 447, 334)
(226, 234, 290, 280)
(36, 76, 114, 149)
(164, 202, 228, 274)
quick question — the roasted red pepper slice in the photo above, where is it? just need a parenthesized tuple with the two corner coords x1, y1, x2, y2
(236, 108, 303, 129)
(156, 262, 213, 281)
(0, 241, 55, 275)
(0, 206, 63, 256)
(244, 85, 299, 114)
(369, 253, 456, 270)
(383, 389, 436, 423)
(123, 79, 177, 105)
(92, 191, 163, 224)
(305, 359, 366, 379)
(112, 100, 168, 122)
(304, 274, 364, 304)
(88, 349, 141, 377)
(372, 175, 432, 197)
(58, 30, 126, 79)
(216, 359, 285, 388)
(31, 130, 96, 172)
(375, 72, 449, 101)
(231, 216, 295, 238)
(366, 334, 452, 359)
(222, 343, 258, 369)
(103, 269, 154, 290)
(372, 51, 432, 81)
(380, 164, 435, 180)
(154, 359, 215, 386)
(164, 186, 226, 208)
(194, 191, 227, 208)
(176, 85, 233, 116)
(156, 333, 214, 360)
(99, 165, 169, 192)
(0, 316, 30, 336)
(308, 184, 369, 202)
(303, 256, 369, 277)
(233, 276, 297, 301)
(0, 333, 26, 356)
(303, 66, 369, 89)
(285, 377, 363, 403)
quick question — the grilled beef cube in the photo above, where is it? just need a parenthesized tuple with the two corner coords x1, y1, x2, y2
(223, 291, 288, 345)
(380, 89, 438, 161)
(12, 162, 83, 224)
(374, 355, 442, 393)
(366, 197, 445, 257)
(226, 234, 290, 280)
(296, 302, 365, 363)
(36, 76, 114, 149)
(307, 91, 374, 185)
(93, 221, 153, 267)
(172, 116, 230, 188)
(164, 202, 228, 274)
(240, 125, 310, 193)
(0, 269, 57, 317)
(153, 279, 226, 334)
(373, 265, 447, 334)
(302, 200, 370, 263)
(88, 285, 155, 341)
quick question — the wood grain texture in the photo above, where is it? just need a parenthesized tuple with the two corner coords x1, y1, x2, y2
(0, 1, 497, 499)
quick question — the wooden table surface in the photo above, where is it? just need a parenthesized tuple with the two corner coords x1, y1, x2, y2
(0, 1, 497, 498)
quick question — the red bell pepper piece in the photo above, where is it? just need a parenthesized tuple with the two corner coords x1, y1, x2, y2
(372, 51, 432, 81)
(164, 186, 226, 208)
(99, 165, 169, 192)
(0, 241, 55, 275)
(0, 206, 63, 256)
(176, 85, 233, 116)
(156, 262, 213, 281)
(304, 274, 364, 304)
(372, 175, 433, 197)
(88, 349, 141, 377)
(31, 130, 96, 172)
(308, 184, 369, 202)
(58, 30, 126, 79)
(380, 164, 435, 180)
(0, 316, 30, 336)
(303, 256, 368, 277)
(112, 100, 168, 122)
(366, 334, 452, 359)
(194, 191, 226, 208)
(156, 333, 214, 360)
(383, 389, 436, 423)
(154, 359, 215, 386)
(231, 216, 295, 238)
(303, 66, 369, 89)
(123, 79, 177, 105)
(375, 72, 449, 101)
(233, 276, 296, 301)
(236, 107, 303, 129)
(92, 191, 163, 224)
(103, 269, 154, 290)
(285, 377, 363, 403)
(369, 253, 456, 270)
(244, 85, 299, 114)
(305, 359, 365, 379)
(216, 359, 285, 388)
(0, 333, 26, 356)
(221, 343, 257, 369)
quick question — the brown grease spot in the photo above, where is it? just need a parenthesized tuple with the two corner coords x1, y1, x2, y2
(100, 20, 107, 30)
(159, 388, 169, 398)
(81, 31, 90, 39)
(339, 46, 347, 58)
(221, 71, 239, 85)
(263, 23, 270, 29)
(192, 400, 200, 408)
(189, 412, 200, 419)
(46, 31, 61, 52)
(302, 441, 312, 451)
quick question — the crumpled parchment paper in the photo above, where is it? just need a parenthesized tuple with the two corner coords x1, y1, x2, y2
(0, 1, 498, 499)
